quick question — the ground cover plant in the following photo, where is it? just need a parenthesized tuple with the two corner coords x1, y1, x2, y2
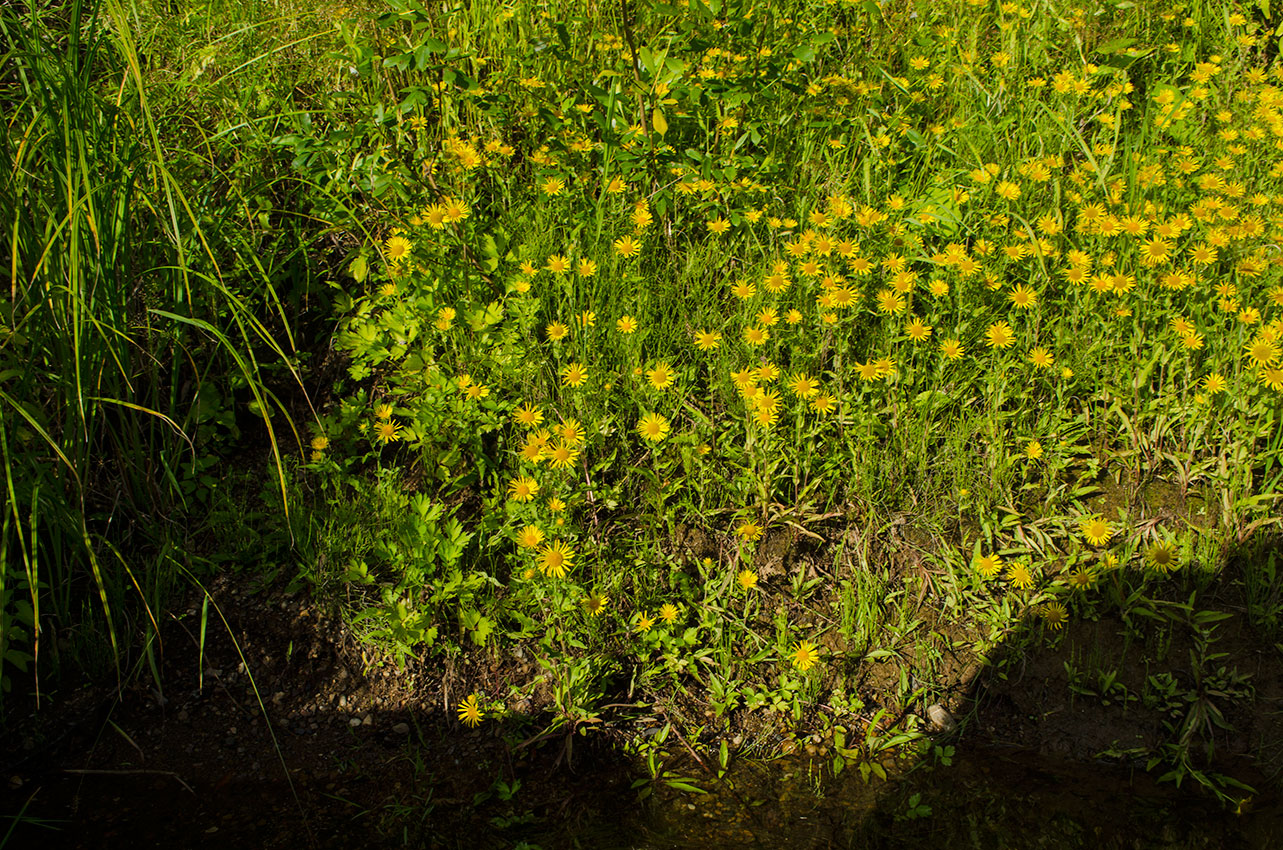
(5, 0, 1283, 822)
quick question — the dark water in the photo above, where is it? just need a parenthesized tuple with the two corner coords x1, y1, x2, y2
(631, 743, 1281, 849)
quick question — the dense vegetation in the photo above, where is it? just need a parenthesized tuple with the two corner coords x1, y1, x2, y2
(3, 0, 1282, 807)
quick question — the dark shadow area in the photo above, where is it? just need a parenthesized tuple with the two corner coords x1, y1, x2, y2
(4, 534, 1283, 848)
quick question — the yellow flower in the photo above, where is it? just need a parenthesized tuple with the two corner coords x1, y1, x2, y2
(1006, 561, 1034, 590)
(310, 434, 330, 452)
(546, 321, 570, 341)
(694, 330, 721, 351)
(583, 593, 609, 616)
(614, 235, 641, 258)
(790, 640, 822, 672)
(1145, 541, 1179, 573)
(507, 476, 540, 502)
(616, 315, 638, 334)
(985, 320, 1015, 349)
(1040, 601, 1068, 630)
(547, 440, 579, 470)
(513, 402, 544, 428)
(457, 694, 484, 728)
(385, 234, 413, 262)
(737, 569, 758, 590)
(545, 254, 570, 275)
(637, 412, 671, 443)
(646, 362, 675, 390)
(809, 393, 837, 414)
(736, 521, 763, 541)
(541, 176, 565, 196)
(939, 338, 965, 360)
(787, 373, 819, 398)
(905, 317, 933, 341)
(1025, 440, 1043, 460)
(659, 603, 680, 623)
(1029, 347, 1055, 370)
(374, 420, 401, 444)
(537, 540, 574, 578)
(441, 197, 469, 224)
(1079, 515, 1113, 547)
(560, 363, 588, 387)
(375, 403, 395, 420)
(634, 611, 656, 634)
(975, 553, 1003, 579)
(516, 525, 545, 549)
(556, 419, 585, 445)
(743, 326, 770, 346)
(577, 258, 598, 277)
(1009, 284, 1037, 309)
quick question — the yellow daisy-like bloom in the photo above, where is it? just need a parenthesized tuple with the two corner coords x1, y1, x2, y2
(1009, 284, 1038, 309)
(583, 593, 608, 616)
(736, 521, 763, 541)
(975, 553, 1003, 579)
(516, 525, 545, 549)
(1260, 365, 1283, 391)
(694, 330, 721, 351)
(1066, 565, 1096, 590)
(756, 307, 779, 327)
(985, 320, 1016, 349)
(441, 197, 469, 224)
(513, 402, 544, 428)
(1029, 347, 1055, 370)
(755, 363, 780, 383)
(374, 420, 401, 444)
(545, 254, 570, 275)
(1245, 337, 1280, 367)
(457, 694, 484, 728)
(637, 411, 671, 443)
(790, 640, 822, 672)
(731, 280, 757, 299)
(1145, 541, 1179, 573)
(939, 338, 965, 360)
(614, 235, 641, 258)
(659, 603, 680, 624)
(1079, 515, 1113, 547)
(556, 419, 585, 445)
(560, 362, 588, 388)
(547, 440, 579, 470)
(537, 540, 574, 578)
(375, 403, 395, 420)
(507, 476, 540, 502)
(744, 326, 770, 346)
(546, 321, 570, 342)
(616, 315, 638, 334)
(1006, 561, 1034, 590)
(905, 317, 933, 341)
(634, 611, 656, 634)
(787, 373, 820, 398)
(547, 496, 566, 513)
(785, 309, 804, 325)
(1202, 373, 1227, 394)
(1040, 601, 1068, 631)
(809, 393, 837, 414)
(707, 218, 731, 235)
(737, 569, 758, 590)
(435, 306, 456, 331)
(310, 434, 330, 452)
(423, 204, 448, 229)
(385, 234, 413, 262)
(1180, 331, 1204, 351)
(1025, 440, 1044, 461)
(646, 362, 675, 390)
(577, 258, 597, 277)
(541, 176, 565, 196)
